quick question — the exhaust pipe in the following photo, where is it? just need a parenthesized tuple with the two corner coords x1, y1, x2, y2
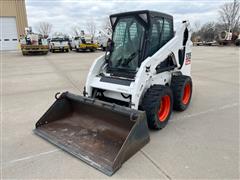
(34, 92, 149, 176)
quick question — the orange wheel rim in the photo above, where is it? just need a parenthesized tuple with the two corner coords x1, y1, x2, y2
(182, 83, 191, 105)
(158, 95, 171, 122)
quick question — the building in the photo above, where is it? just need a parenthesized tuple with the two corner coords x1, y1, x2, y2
(0, 0, 28, 50)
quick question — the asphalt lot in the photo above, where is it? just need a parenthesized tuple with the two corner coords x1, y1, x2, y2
(1, 47, 239, 179)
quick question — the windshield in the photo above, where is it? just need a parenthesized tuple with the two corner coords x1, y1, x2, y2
(109, 17, 145, 71)
(51, 38, 68, 42)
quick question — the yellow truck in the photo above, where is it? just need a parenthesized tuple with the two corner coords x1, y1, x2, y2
(20, 28, 49, 55)
(70, 33, 98, 52)
(21, 44, 49, 55)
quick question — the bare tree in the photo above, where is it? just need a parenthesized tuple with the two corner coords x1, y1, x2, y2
(200, 22, 217, 41)
(86, 19, 96, 37)
(191, 20, 201, 42)
(193, 20, 201, 32)
(191, 22, 219, 42)
(219, 0, 240, 31)
(101, 17, 112, 34)
(71, 25, 81, 37)
(37, 22, 52, 36)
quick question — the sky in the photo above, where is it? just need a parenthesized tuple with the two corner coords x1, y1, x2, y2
(25, 0, 233, 35)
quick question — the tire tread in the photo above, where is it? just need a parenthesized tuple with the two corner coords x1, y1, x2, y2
(142, 85, 173, 130)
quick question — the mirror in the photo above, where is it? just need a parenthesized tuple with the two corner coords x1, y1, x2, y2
(105, 51, 111, 61)
(107, 38, 114, 52)
(105, 39, 114, 61)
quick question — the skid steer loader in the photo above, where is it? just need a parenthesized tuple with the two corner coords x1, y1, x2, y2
(34, 10, 193, 176)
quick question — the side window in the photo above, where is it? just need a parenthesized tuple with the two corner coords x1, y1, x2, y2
(158, 18, 164, 32)
(161, 19, 173, 46)
(113, 21, 127, 46)
(129, 22, 137, 40)
(149, 18, 163, 56)
(129, 22, 144, 50)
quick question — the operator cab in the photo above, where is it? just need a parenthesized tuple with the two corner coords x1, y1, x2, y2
(106, 10, 174, 78)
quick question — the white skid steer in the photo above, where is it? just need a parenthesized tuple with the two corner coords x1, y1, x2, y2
(34, 10, 193, 176)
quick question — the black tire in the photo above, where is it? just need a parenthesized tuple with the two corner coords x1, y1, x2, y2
(142, 85, 173, 130)
(171, 75, 192, 111)
(235, 40, 240, 46)
(66, 49, 69, 52)
(90, 48, 95, 52)
(52, 49, 55, 53)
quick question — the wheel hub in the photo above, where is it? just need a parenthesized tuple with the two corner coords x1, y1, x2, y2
(182, 83, 191, 105)
(158, 95, 171, 122)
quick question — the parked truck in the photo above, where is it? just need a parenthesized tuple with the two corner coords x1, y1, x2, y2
(49, 36, 70, 53)
(20, 27, 49, 56)
(70, 30, 98, 52)
(96, 29, 111, 51)
(218, 30, 239, 46)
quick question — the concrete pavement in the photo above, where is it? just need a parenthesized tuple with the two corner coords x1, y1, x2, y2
(1, 47, 239, 179)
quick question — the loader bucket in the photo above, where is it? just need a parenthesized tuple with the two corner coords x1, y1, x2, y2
(34, 92, 150, 176)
